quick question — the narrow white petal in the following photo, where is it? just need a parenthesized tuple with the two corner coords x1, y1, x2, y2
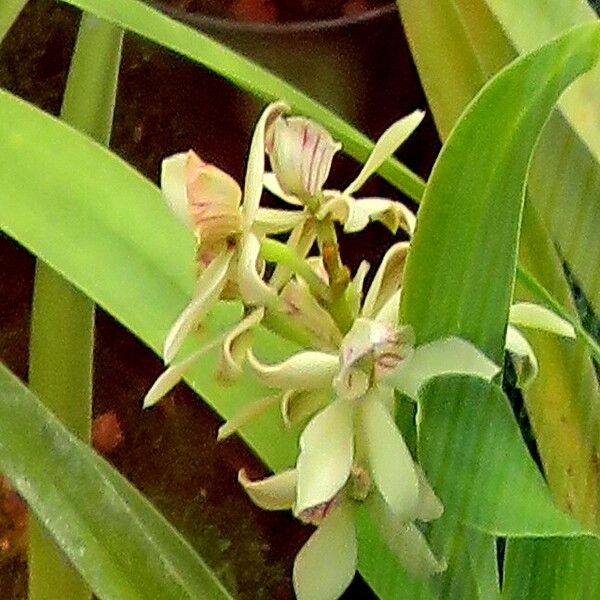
(144, 338, 223, 408)
(346, 260, 371, 320)
(237, 233, 278, 308)
(263, 172, 303, 206)
(367, 494, 445, 578)
(163, 250, 233, 363)
(217, 394, 280, 441)
(243, 102, 289, 229)
(281, 389, 331, 429)
(296, 399, 354, 514)
(361, 241, 409, 319)
(238, 468, 297, 511)
(247, 349, 338, 390)
(217, 308, 264, 383)
(253, 207, 306, 235)
(293, 503, 357, 600)
(386, 337, 501, 399)
(161, 152, 192, 227)
(358, 390, 419, 520)
(509, 302, 575, 338)
(344, 110, 425, 195)
(505, 325, 539, 388)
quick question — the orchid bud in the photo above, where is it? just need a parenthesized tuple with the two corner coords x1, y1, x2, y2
(266, 116, 341, 199)
(161, 150, 242, 252)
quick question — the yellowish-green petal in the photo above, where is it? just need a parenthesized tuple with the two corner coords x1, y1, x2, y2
(357, 389, 419, 520)
(247, 348, 338, 391)
(344, 110, 425, 195)
(263, 172, 303, 206)
(281, 388, 331, 429)
(163, 249, 233, 363)
(293, 502, 357, 600)
(505, 324, 538, 388)
(509, 302, 575, 338)
(296, 399, 354, 514)
(161, 152, 192, 228)
(237, 232, 278, 308)
(217, 393, 280, 441)
(238, 468, 297, 511)
(253, 207, 306, 235)
(386, 337, 501, 399)
(415, 466, 444, 522)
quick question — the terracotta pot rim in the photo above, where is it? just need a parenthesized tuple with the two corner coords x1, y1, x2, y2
(148, 1, 397, 34)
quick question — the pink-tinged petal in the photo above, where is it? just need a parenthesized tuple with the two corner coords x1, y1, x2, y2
(247, 348, 338, 390)
(296, 399, 354, 514)
(357, 389, 419, 520)
(217, 308, 265, 383)
(293, 503, 357, 600)
(161, 152, 193, 228)
(266, 116, 341, 199)
(143, 337, 223, 408)
(386, 337, 500, 399)
(361, 241, 409, 319)
(509, 302, 575, 338)
(344, 110, 424, 195)
(367, 493, 446, 578)
(263, 172, 303, 206)
(281, 389, 331, 429)
(237, 233, 278, 308)
(163, 250, 233, 363)
(238, 468, 297, 511)
(217, 394, 280, 441)
(243, 102, 289, 229)
(253, 207, 306, 235)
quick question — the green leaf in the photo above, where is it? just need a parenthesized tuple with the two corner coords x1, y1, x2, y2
(418, 376, 584, 536)
(502, 536, 600, 600)
(0, 0, 27, 43)
(58, 0, 425, 202)
(0, 362, 232, 600)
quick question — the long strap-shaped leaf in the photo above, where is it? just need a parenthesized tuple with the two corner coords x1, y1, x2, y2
(0, 363, 232, 600)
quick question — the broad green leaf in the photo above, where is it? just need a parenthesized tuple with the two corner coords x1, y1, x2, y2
(418, 376, 584, 536)
(0, 362, 232, 600)
(0, 0, 27, 43)
(58, 0, 425, 201)
(398, 0, 600, 529)
(502, 536, 600, 600)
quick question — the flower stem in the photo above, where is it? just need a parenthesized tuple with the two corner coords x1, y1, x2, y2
(260, 237, 331, 302)
(27, 16, 122, 600)
(315, 218, 354, 332)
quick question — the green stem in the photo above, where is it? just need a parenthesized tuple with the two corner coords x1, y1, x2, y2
(0, 0, 27, 44)
(516, 265, 600, 364)
(27, 15, 123, 600)
(260, 237, 331, 302)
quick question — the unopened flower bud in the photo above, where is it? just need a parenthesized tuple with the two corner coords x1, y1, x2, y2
(266, 116, 341, 199)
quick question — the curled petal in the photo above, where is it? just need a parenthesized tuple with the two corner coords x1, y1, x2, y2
(266, 115, 341, 198)
(238, 468, 297, 511)
(163, 250, 233, 363)
(263, 172, 303, 206)
(217, 308, 265, 383)
(344, 110, 425, 195)
(243, 102, 289, 229)
(144, 337, 223, 408)
(247, 348, 338, 390)
(293, 503, 357, 600)
(253, 207, 306, 235)
(296, 399, 354, 514)
(161, 152, 193, 227)
(505, 325, 538, 388)
(281, 389, 331, 429)
(217, 394, 281, 441)
(357, 389, 419, 520)
(238, 233, 278, 308)
(509, 302, 575, 338)
(367, 493, 446, 578)
(362, 241, 409, 319)
(386, 336, 501, 400)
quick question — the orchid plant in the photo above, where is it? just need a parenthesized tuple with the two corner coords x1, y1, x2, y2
(143, 103, 576, 600)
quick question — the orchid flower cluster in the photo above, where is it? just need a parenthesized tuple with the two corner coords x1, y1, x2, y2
(144, 102, 575, 600)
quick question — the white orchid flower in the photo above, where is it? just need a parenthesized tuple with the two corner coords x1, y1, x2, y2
(238, 458, 445, 600)
(265, 110, 423, 237)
